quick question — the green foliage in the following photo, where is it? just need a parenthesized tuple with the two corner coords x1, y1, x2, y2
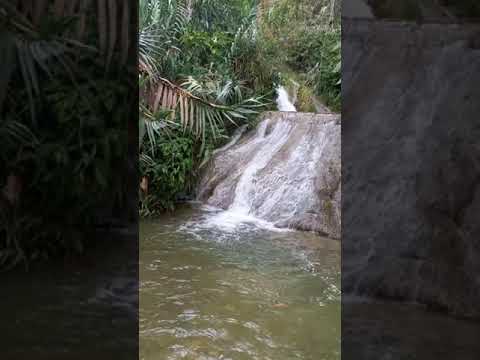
(299, 30, 341, 111)
(180, 30, 233, 72)
(260, 0, 341, 111)
(296, 85, 317, 113)
(1, 74, 132, 269)
(0, 1, 136, 269)
(140, 130, 195, 215)
(139, 0, 188, 76)
(139, 0, 271, 140)
(190, 0, 258, 32)
(139, 0, 272, 215)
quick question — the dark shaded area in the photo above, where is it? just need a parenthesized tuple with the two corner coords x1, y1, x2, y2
(1, 228, 138, 359)
(0, 1, 138, 358)
(367, 0, 480, 21)
(342, 13, 480, 360)
(343, 301, 480, 359)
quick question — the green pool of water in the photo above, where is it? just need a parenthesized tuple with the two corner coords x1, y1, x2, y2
(140, 205, 341, 360)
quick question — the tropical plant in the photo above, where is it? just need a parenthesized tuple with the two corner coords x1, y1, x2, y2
(0, 0, 136, 269)
(0, 0, 135, 116)
(140, 130, 195, 215)
(139, 0, 188, 76)
(139, 0, 268, 144)
(144, 76, 266, 144)
(138, 0, 271, 215)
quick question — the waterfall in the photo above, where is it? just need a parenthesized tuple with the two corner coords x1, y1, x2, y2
(229, 118, 293, 214)
(276, 86, 297, 112)
(197, 111, 341, 238)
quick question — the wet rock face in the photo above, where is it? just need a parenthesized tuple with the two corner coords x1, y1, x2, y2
(197, 111, 341, 239)
(343, 19, 480, 319)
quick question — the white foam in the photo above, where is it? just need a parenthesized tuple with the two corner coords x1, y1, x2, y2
(203, 208, 291, 233)
(229, 118, 292, 215)
(276, 86, 297, 112)
(178, 204, 293, 240)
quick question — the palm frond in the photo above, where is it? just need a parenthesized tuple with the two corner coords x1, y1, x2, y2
(0, 0, 137, 122)
(139, 0, 188, 77)
(1, 0, 134, 67)
(139, 103, 176, 153)
(146, 77, 268, 143)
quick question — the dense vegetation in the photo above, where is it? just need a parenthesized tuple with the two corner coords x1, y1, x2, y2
(0, 1, 137, 269)
(139, 0, 341, 215)
(259, 0, 341, 112)
(139, 0, 270, 214)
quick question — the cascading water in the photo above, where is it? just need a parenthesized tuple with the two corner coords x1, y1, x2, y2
(195, 117, 294, 232)
(197, 111, 341, 238)
(229, 119, 292, 213)
(276, 86, 297, 112)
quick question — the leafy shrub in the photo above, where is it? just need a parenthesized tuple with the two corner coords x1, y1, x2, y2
(140, 131, 195, 215)
(296, 30, 341, 111)
(181, 30, 234, 71)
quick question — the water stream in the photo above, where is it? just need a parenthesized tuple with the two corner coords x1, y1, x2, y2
(276, 86, 297, 112)
(140, 204, 341, 360)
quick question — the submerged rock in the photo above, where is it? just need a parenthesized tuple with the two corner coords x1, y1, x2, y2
(197, 111, 341, 239)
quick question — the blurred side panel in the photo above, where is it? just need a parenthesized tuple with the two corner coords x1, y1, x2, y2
(342, 1, 480, 358)
(0, 1, 139, 358)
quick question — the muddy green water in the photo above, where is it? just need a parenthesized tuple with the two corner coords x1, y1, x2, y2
(140, 205, 341, 360)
